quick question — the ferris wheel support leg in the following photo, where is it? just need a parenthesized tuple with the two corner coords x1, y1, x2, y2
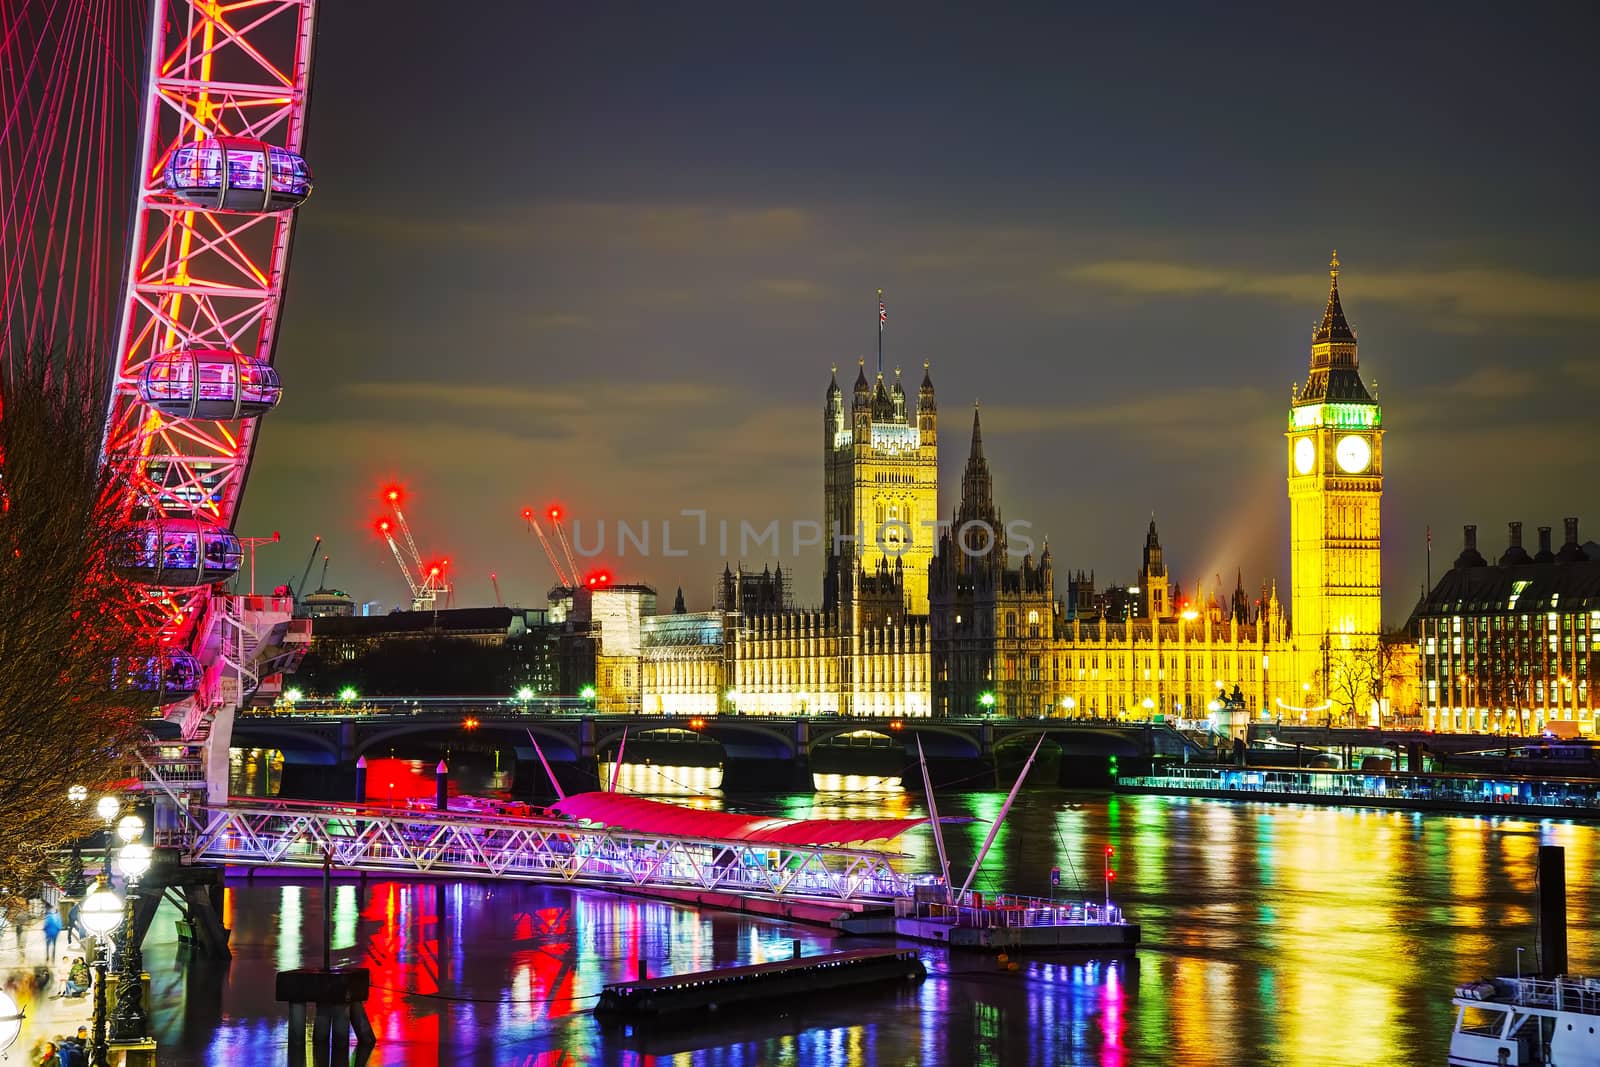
(204, 704, 238, 805)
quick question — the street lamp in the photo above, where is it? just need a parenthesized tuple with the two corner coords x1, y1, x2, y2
(580, 685, 597, 707)
(1141, 697, 1155, 716)
(80, 881, 124, 1067)
(96, 796, 119, 878)
(284, 687, 303, 704)
(1061, 696, 1077, 718)
(516, 686, 534, 702)
(338, 686, 358, 703)
(979, 692, 996, 714)
(0, 986, 20, 1057)
(64, 786, 90, 895)
(109, 842, 151, 1043)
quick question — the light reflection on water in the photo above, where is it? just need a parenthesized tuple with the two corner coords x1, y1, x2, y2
(142, 792, 1598, 1066)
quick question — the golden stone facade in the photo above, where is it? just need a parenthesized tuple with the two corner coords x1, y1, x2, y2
(631, 265, 1402, 722)
(1287, 253, 1386, 717)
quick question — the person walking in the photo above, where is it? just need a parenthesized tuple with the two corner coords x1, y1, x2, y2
(42, 906, 62, 963)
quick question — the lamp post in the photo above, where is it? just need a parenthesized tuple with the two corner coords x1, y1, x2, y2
(0, 986, 21, 1058)
(109, 838, 151, 1043)
(95, 796, 119, 878)
(65, 785, 89, 896)
(80, 881, 124, 1067)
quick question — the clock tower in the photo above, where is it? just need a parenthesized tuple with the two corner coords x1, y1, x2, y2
(1287, 252, 1384, 712)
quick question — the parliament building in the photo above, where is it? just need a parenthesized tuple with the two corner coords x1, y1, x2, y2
(635, 258, 1395, 723)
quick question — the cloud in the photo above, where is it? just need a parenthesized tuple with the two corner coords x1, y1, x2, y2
(1068, 261, 1600, 321)
(755, 278, 828, 300)
(1563, 358, 1600, 387)
(1437, 365, 1538, 400)
(320, 202, 813, 256)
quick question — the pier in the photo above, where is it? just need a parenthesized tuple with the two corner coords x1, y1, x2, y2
(594, 948, 926, 1022)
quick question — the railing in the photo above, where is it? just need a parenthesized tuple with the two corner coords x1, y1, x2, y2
(918, 893, 1124, 929)
(188, 799, 917, 904)
(1121, 767, 1600, 812)
(1507, 975, 1600, 1015)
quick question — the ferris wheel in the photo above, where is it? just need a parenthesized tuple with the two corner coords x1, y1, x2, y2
(0, 0, 324, 808)
(99, 0, 321, 804)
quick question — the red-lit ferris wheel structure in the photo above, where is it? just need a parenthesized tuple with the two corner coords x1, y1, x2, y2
(3, 0, 321, 815)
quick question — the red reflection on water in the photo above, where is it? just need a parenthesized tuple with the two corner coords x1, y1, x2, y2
(364, 757, 441, 804)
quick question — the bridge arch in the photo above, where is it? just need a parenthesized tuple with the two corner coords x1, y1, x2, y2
(595, 721, 796, 762)
(808, 722, 983, 760)
(355, 721, 581, 762)
(230, 721, 340, 766)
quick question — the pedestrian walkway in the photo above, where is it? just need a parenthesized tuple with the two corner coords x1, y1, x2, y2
(0, 914, 96, 1062)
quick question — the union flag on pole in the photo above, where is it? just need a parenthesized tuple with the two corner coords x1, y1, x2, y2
(879, 291, 886, 328)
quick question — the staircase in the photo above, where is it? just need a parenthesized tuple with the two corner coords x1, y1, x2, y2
(131, 594, 306, 813)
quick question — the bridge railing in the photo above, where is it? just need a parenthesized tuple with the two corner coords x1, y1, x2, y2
(189, 800, 917, 903)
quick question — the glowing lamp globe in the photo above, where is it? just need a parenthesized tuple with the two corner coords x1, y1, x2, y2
(119, 843, 152, 881)
(517, 687, 534, 701)
(80, 886, 124, 937)
(117, 814, 145, 843)
(68, 785, 88, 805)
(96, 796, 120, 823)
(0, 987, 21, 1054)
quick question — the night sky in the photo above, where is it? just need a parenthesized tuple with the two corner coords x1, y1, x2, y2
(237, 3, 1599, 622)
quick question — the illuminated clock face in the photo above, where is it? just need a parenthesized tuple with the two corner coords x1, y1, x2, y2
(1335, 434, 1372, 473)
(1293, 437, 1315, 475)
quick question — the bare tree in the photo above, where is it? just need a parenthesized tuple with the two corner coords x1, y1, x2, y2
(1326, 647, 1381, 726)
(0, 352, 148, 903)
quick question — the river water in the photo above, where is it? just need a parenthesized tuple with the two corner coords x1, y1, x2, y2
(139, 789, 1598, 1066)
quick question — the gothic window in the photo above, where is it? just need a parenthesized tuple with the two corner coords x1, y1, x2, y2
(1029, 656, 1041, 682)
(1006, 613, 1017, 637)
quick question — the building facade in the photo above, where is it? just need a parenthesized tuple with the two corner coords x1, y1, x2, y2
(1412, 520, 1598, 734)
(1287, 252, 1385, 715)
(634, 263, 1403, 723)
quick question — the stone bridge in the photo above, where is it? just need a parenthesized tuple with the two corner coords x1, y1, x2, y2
(225, 698, 1204, 793)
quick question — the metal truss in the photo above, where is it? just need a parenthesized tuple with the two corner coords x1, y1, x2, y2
(105, 0, 317, 528)
(189, 801, 917, 904)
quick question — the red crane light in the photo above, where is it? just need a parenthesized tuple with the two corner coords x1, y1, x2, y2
(382, 485, 403, 505)
(548, 506, 562, 521)
(1105, 846, 1114, 856)
(375, 518, 392, 534)
(521, 508, 533, 520)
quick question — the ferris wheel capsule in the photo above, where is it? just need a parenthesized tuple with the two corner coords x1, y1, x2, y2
(117, 518, 243, 587)
(138, 347, 282, 419)
(163, 136, 312, 213)
(115, 650, 202, 702)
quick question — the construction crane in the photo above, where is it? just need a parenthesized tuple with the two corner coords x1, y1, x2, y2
(547, 506, 582, 584)
(385, 488, 425, 576)
(491, 572, 503, 607)
(375, 518, 447, 610)
(317, 554, 330, 592)
(289, 535, 322, 608)
(522, 507, 577, 588)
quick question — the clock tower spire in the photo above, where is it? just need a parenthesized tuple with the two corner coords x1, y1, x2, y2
(1287, 251, 1384, 718)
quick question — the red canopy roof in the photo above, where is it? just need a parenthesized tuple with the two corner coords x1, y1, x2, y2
(549, 792, 929, 848)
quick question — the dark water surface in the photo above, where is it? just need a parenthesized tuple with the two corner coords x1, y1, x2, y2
(142, 791, 1599, 1066)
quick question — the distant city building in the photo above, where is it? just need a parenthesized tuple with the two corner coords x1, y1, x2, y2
(1411, 520, 1597, 734)
(292, 606, 588, 697)
(592, 584, 656, 714)
(299, 586, 354, 618)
